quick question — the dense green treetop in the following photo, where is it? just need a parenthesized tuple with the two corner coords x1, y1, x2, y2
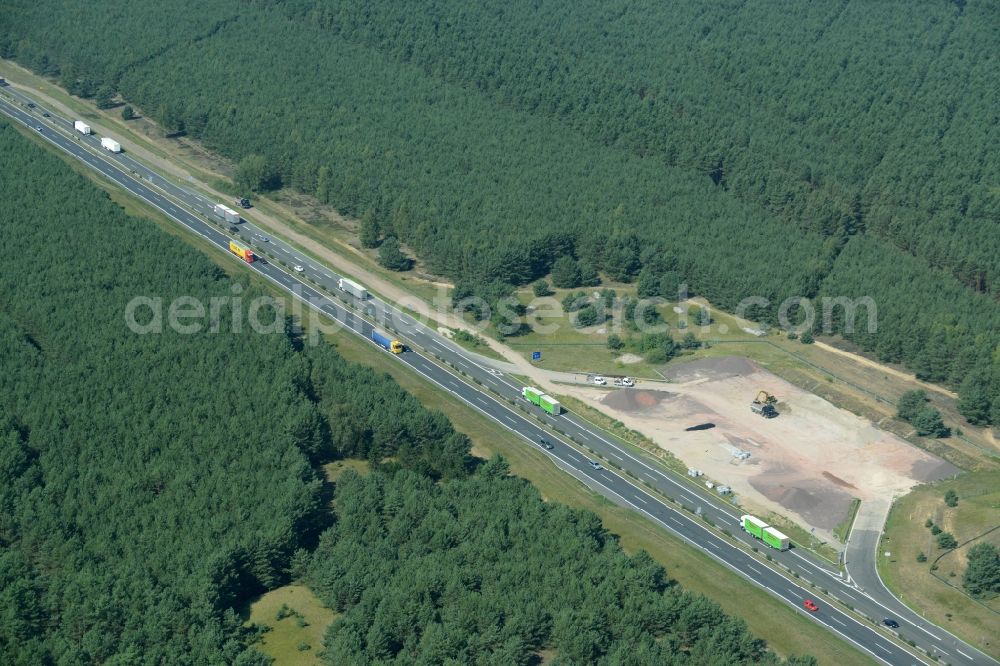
(2, 0, 999, 424)
(0, 120, 807, 664)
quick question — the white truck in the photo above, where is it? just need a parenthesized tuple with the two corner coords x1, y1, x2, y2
(212, 203, 240, 225)
(338, 277, 368, 300)
(74, 121, 92, 135)
(100, 137, 121, 153)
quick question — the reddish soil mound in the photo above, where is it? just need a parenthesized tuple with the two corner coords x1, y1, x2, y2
(602, 388, 670, 413)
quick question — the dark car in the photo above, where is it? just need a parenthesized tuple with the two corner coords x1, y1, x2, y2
(229, 225, 239, 233)
(882, 618, 900, 629)
(42, 111, 50, 117)
(26, 102, 35, 108)
(539, 437, 553, 450)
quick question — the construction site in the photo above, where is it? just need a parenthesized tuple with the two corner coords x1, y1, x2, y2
(557, 356, 958, 543)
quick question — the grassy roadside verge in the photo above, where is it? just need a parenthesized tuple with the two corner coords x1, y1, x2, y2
(5, 57, 996, 475)
(834, 498, 862, 544)
(324, 329, 872, 665)
(879, 472, 1000, 659)
(554, 393, 686, 473)
(23, 131, 870, 663)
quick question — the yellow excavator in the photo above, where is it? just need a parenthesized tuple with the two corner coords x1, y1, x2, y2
(751, 390, 778, 418)
(755, 390, 777, 405)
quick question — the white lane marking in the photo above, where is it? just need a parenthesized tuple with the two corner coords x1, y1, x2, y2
(830, 616, 847, 627)
(956, 648, 973, 660)
(1, 107, 925, 666)
(791, 550, 840, 576)
(448, 380, 460, 389)
(915, 624, 941, 640)
(707, 541, 720, 550)
(936, 648, 949, 656)
(838, 589, 857, 601)
(634, 495, 648, 505)
(608, 451, 623, 461)
(555, 482, 897, 665)
(874, 644, 892, 654)
(746, 564, 763, 575)
(667, 516, 683, 526)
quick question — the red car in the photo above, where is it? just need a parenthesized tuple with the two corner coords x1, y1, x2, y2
(803, 599, 819, 612)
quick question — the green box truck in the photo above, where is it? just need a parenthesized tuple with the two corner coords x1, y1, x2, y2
(741, 515, 768, 540)
(522, 387, 543, 405)
(538, 394, 562, 415)
(762, 526, 790, 551)
(522, 387, 562, 415)
(741, 515, 790, 551)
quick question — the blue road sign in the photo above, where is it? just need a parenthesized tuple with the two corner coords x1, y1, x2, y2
(532, 351, 542, 361)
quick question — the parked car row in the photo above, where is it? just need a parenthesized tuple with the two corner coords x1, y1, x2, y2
(591, 375, 634, 387)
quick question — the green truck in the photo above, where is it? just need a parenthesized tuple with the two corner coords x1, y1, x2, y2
(740, 514, 790, 551)
(762, 526, 790, 551)
(522, 386, 562, 415)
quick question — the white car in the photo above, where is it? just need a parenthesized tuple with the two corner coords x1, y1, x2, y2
(256, 234, 269, 243)
(588, 460, 603, 470)
(293, 265, 305, 273)
(622, 377, 635, 387)
(592, 376, 607, 386)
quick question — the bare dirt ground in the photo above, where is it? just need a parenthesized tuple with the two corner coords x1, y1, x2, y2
(560, 356, 957, 541)
(615, 353, 643, 365)
(3, 64, 976, 539)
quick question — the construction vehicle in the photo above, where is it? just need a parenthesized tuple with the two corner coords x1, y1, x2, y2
(522, 386, 562, 415)
(755, 390, 777, 404)
(228, 241, 255, 263)
(371, 329, 403, 354)
(751, 390, 778, 418)
(740, 514, 790, 551)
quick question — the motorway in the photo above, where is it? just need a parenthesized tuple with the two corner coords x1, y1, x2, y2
(2, 87, 995, 666)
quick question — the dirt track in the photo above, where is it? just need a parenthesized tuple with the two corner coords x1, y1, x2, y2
(559, 356, 957, 541)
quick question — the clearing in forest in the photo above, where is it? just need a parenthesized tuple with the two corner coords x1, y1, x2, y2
(560, 356, 957, 542)
(246, 584, 337, 665)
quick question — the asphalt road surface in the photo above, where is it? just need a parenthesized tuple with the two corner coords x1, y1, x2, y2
(2, 89, 995, 666)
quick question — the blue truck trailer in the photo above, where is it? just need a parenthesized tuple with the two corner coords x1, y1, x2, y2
(371, 329, 404, 354)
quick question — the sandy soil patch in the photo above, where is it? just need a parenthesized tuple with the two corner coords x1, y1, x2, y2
(559, 356, 957, 540)
(615, 353, 643, 365)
